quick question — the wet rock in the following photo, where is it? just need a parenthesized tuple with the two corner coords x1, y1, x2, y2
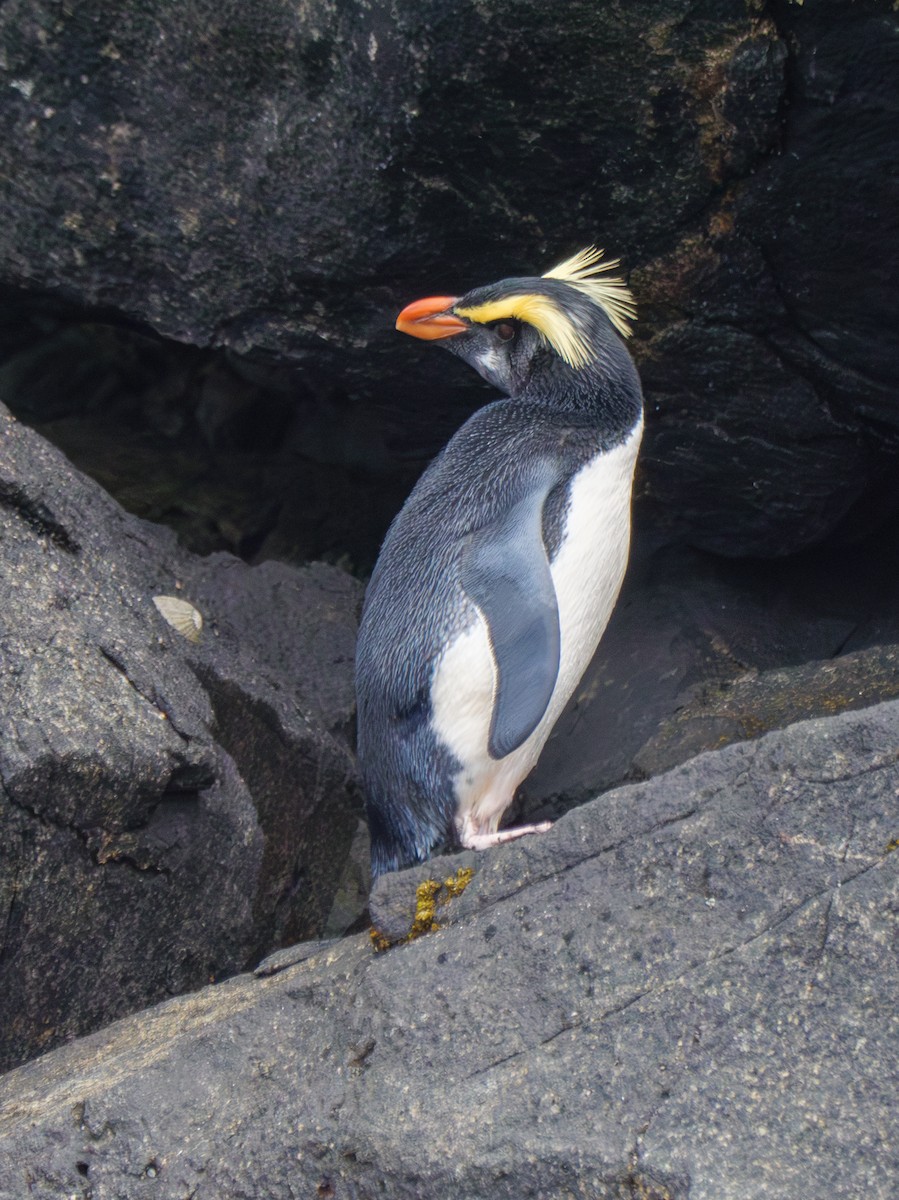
(634, 0, 899, 554)
(1, 700, 897, 1199)
(0, 0, 783, 352)
(0, 403, 363, 1072)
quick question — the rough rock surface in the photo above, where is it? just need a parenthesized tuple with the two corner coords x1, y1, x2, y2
(632, 640, 899, 781)
(525, 535, 899, 815)
(1, 0, 896, 561)
(0, 700, 897, 1198)
(0, 0, 785, 349)
(0, 402, 363, 1072)
(635, 0, 899, 554)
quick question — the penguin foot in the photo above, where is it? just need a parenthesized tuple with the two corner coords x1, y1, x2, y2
(459, 820, 552, 851)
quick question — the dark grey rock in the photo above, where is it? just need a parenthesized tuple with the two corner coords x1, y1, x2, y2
(0, 1, 895, 561)
(524, 536, 899, 817)
(0, 0, 782, 353)
(634, 0, 899, 555)
(1, 699, 897, 1198)
(0, 402, 363, 1072)
(633, 640, 899, 781)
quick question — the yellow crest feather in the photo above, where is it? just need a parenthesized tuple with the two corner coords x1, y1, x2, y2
(543, 246, 636, 340)
(454, 246, 635, 370)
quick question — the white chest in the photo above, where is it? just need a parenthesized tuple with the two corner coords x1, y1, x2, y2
(546, 418, 643, 712)
(430, 419, 643, 831)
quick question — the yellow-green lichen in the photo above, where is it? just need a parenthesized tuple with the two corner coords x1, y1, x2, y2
(369, 928, 392, 953)
(442, 866, 474, 898)
(370, 866, 476, 952)
(409, 878, 442, 938)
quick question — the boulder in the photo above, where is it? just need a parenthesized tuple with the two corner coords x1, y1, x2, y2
(1, 0, 896, 560)
(0, 700, 897, 1198)
(632, 641, 899, 781)
(634, 0, 899, 555)
(525, 536, 899, 815)
(0, 402, 363, 1072)
(0, 0, 783, 352)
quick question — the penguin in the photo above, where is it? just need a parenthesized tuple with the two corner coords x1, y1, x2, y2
(356, 247, 643, 879)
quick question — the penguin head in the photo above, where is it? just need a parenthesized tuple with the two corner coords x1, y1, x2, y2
(396, 247, 636, 398)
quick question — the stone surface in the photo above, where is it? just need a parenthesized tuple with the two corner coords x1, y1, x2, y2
(0, 0, 896, 561)
(0, 0, 783, 351)
(633, 640, 899, 781)
(0, 402, 363, 1072)
(1, 700, 897, 1198)
(631, 0, 899, 556)
(523, 533, 899, 816)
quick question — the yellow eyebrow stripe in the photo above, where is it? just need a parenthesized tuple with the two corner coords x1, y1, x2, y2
(454, 292, 594, 369)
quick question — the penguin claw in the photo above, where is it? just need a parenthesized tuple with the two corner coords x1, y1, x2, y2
(460, 820, 553, 851)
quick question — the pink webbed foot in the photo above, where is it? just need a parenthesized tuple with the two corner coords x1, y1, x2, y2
(458, 820, 553, 851)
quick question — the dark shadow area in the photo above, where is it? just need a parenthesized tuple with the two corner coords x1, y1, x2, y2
(0, 287, 463, 574)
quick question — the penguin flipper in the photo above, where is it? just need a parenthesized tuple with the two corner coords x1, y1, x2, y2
(460, 483, 560, 760)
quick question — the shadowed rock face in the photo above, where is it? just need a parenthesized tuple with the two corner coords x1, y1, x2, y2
(1, 701, 897, 1199)
(635, 0, 899, 556)
(0, 404, 363, 1072)
(0, 0, 784, 347)
(0, 0, 896, 561)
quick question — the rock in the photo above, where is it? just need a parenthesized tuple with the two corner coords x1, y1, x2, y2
(633, 641, 899, 781)
(634, 0, 899, 554)
(0, 0, 782, 352)
(637, 321, 871, 556)
(0, 403, 363, 1072)
(523, 535, 899, 817)
(0, 0, 416, 349)
(0, 1, 896, 561)
(1, 700, 897, 1198)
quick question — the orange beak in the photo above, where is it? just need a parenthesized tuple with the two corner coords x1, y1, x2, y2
(395, 295, 468, 341)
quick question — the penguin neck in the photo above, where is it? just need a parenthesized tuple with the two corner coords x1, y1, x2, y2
(514, 345, 643, 436)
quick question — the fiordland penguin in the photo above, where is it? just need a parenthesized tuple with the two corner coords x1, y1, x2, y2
(356, 248, 643, 879)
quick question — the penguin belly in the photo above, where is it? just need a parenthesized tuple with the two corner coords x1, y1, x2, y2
(430, 420, 643, 841)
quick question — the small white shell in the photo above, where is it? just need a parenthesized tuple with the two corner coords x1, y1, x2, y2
(153, 595, 203, 643)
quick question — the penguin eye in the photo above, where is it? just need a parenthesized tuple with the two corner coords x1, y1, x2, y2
(494, 322, 516, 342)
